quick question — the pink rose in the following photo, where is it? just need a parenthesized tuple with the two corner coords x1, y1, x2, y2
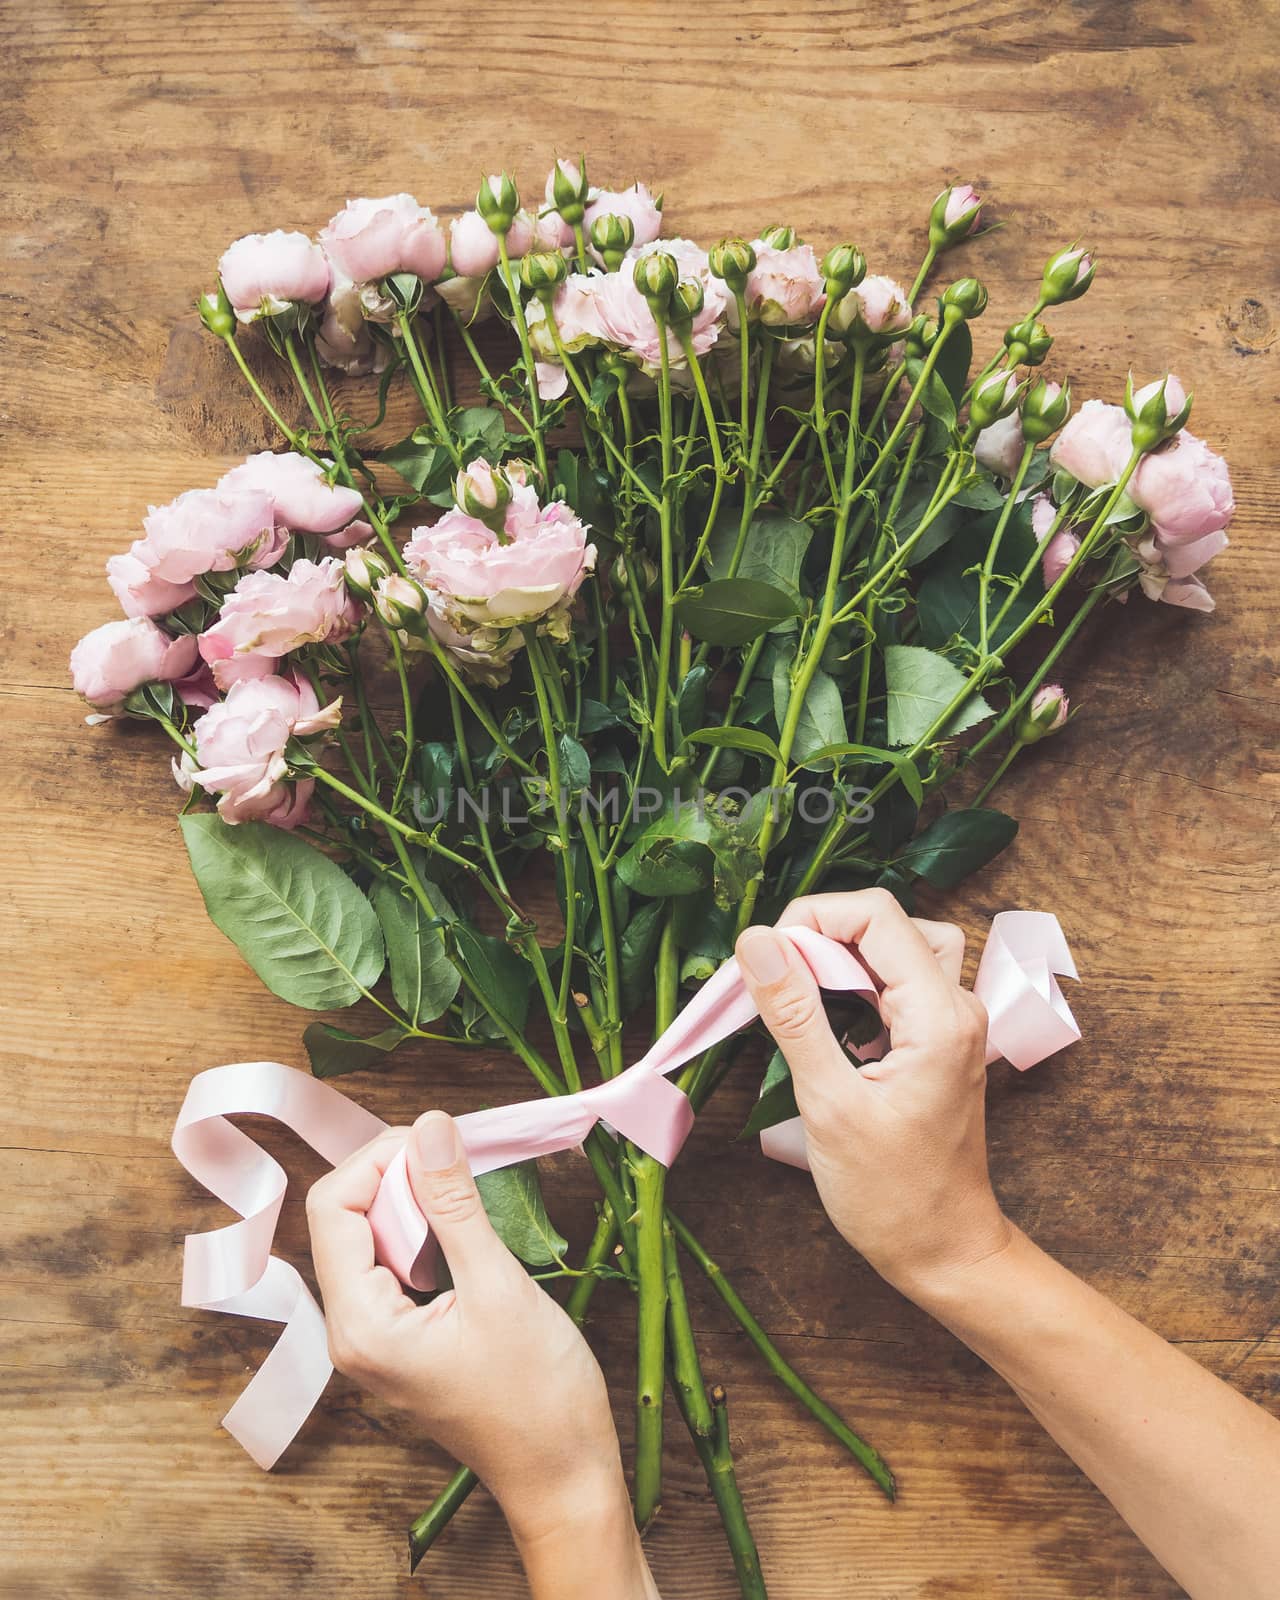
(584, 184, 664, 251)
(320, 195, 447, 285)
(743, 242, 826, 327)
(315, 274, 389, 375)
(404, 483, 596, 639)
(218, 231, 330, 323)
(974, 411, 1025, 478)
(1132, 536, 1216, 613)
(424, 603, 525, 688)
(1128, 430, 1234, 543)
(185, 673, 341, 829)
(107, 488, 284, 618)
(449, 210, 500, 277)
(218, 452, 365, 538)
(70, 617, 199, 713)
(828, 274, 912, 339)
(587, 239, 729, 370)
(198, 555, 361, 688)
(1048, 400, 1133, 488)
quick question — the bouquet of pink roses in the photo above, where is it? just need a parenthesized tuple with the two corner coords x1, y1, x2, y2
(71, 159, 1233, 1593)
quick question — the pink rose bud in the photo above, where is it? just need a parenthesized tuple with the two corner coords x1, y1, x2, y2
(1042, 529, 1082, 588)
(373, 573, 430, 632)
(449, 210, 502, 278)
(1048, 399, 1134, 489)
(319, 195, 447, 286)
(974, 410, 1025, 478)
(70, 617, 199, 715)
(546, 157, 592, 226)
(1128, 429, 1234, 543)
(1125, 372, 1193, 452)
(828, 273, 912, 341)
(929, 184, 983, 249)
(742, 242, 826, 327)
(454, 459, 512, 526)
(342, 545, 391, 600)
(1016, 684, 1069, 743)
(969, 370, 1021, 431)
(106, 488, 284, 618)
(218, 231, 330, 323)
(584, 183, 664, 250)
(1040, 245, 1096, 306)
(198, 556, 360, 689)
(218, 451, 365, 538)
(477, 173, 520, 235)
(186, 673, 342, 829)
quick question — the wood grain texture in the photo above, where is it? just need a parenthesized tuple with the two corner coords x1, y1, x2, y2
(2, 1, 1277, 1595)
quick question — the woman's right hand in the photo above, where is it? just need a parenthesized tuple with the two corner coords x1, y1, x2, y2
(735, 888, 1012, 1299)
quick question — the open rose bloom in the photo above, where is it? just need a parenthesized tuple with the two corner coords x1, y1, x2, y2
(404, 468, 596, 674)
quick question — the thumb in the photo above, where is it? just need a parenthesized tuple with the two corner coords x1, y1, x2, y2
(736, 927, 861, 1117)
(406, 1111, 511, 1297)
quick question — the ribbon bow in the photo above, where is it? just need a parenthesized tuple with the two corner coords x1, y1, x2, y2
(172, 910, 1078, 1468)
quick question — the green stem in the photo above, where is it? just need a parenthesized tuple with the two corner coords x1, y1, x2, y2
(496, 236, 550, 486)
(651, 309, 677, 769)
(977, 442, 1036, 654)
(908, 243, 938, 304)
(675, 328, 729, 587)
(664, 1223, 767, 1598)
(669, 1211, 895, 1499)
(407, 1467, 478, 1573)
(396, 311, 462, 467)
(972, 740, 1025, 807)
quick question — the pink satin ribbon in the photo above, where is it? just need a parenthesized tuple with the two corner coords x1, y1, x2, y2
(172, 911, 1078, 1468)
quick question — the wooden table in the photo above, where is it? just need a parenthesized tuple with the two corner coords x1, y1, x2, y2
(3, 3, 1276, 1595)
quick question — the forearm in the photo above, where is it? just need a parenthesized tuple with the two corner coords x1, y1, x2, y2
(908, 1227, 1280, 1600)
(508, 1471, 660, 1600)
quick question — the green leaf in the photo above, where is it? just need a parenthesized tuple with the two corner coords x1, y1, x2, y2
(707, 509, 813, 598)
(676, 578, 801, 646)
(675, 665, 711, 743)
(454, 406, 506, 455)
(883, 645, 993, 747)
(919, 367, 957, 428)
(797, 743, 924, 805)
(738, 1050, 799, 1139)
(180, 814, 384, 1009)
(304, 1023, 407, 1079)
(934, 321, 973, 406)
(895, 807, 1018, 888)
(616, 801, 715, 897)
(772, 660, 848, 764)
(558, 733, 591, 792)
(474, 1161, 568, 1266)
(381, 434, 452, 495)
(620, 901, 665, 1009)
(370, 878, 462, 1024)
(683, 725, 783, 766)
(448, 923, 532, 1029)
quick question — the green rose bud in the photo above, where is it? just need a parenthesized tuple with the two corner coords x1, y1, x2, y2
(940, 277, 989, 321)
(1124, 373, 1193, 453)
(820, 243, 866, 299)
(633, 250, 679, 308)
(1039, 244, 1096, 307)
(904, 313, 936, 358)
(373, 574, 430, 633)
(589, 211, 635, 271)
(519, 250, 568, 300)
(669, 277, 705, 326)
(758, 224, 797, 249)
(342, 546, 391, 601)
(199, 283, 236, 339)
(1003, 315, 1053, 367)
(549, 157, 590, 225)
(477, 172, 519, 235)
(708, 238, 757, 293)
(1021, 378, 1072, 444)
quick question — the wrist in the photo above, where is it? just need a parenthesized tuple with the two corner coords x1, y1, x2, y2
(507, 1466, 653, 1600)
(503, 1456, 631, 1548)
(878, 1203, 1017, 1308)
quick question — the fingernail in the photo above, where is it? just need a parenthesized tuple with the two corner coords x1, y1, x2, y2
(737, 927, 788, 985)
(412, 1111, 457, 1172)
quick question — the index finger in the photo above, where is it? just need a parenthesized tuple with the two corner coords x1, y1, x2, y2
(776, 889, 958, 1042)
(306, 1129, 407, 1317)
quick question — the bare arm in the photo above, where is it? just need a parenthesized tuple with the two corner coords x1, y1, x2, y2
(736, 891, 1280, 1600)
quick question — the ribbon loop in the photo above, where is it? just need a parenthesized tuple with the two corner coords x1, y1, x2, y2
(172, 911, 1079, 1469)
